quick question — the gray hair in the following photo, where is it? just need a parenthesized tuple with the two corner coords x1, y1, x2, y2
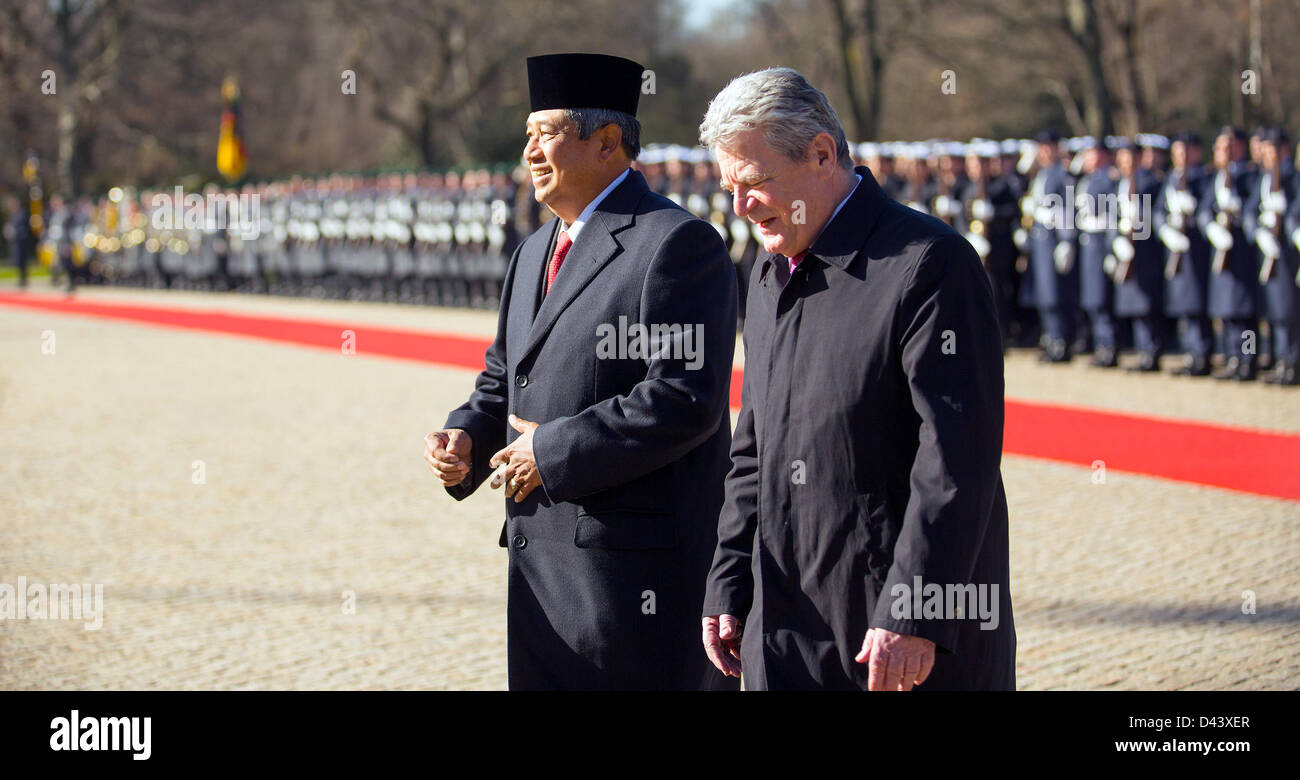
(699, 68, 853, 170)
(564, 108, 641, 160)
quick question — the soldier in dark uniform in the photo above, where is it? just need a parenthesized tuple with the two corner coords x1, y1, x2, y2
(931, 142, 969, 228)
(4, 196, 34, 288)
(899, 143, 936, 215)
(1112, 138, 1166, 371)
(878, 143, 907, 201)
(1158, 132, 1214, 376)
(958, 140, 1020, 348)
(47, 195, 78, 293)
(1200, 126, 1260, 381)
(1074, 137, 1119, 367)
(1026, 130, 1079, 362)
(1245, 127, 1298, 385)
(1138, 133, 1169, 188)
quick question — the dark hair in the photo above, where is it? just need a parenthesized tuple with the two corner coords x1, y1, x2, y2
(564, 108, 641, 160)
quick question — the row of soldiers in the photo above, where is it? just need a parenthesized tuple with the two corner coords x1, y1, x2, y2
(5, 128, 1298, 384)
(5, 169, 529, 308)
(1002, 126, 1299, 384)
(641, 132, 1298, 386)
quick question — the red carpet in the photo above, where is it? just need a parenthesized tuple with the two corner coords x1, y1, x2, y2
(3, 291, 1297, 502)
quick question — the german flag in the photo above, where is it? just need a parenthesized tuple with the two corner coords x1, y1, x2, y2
(216, 76, 247, 182)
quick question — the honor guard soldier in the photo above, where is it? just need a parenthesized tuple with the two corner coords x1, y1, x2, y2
(1137, 133, 1169, 188)
(900, 142, 936, 215)
(1200, 126, 1260, 381)
(932, 141, 969, 228)
(1158, 131, 1214, 375)
(684, 147, 714, 221)
(1074, 137, 1119, 367)
(1111, 137, 1166, 371)
(958, 139, 1020, 347)
(432, 176, 458, 306)
(483, 169, 513, 309)
(412, 174, 441, 305)
(877, 142, 907, 200)
(1246, 127, 1298, 385)
(1025, 129, 1079, 362)
(3, 196, 34, 288)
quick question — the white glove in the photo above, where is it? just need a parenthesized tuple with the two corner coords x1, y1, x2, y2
(1035, 204, 1059, 228)
(1112, 235, 1135, 263)
(1054, 242, 1075, 273)
(966, 232, 991, 259)
(1158, 224, 1190, 254)
(972, 199, 994, 221)
(1013, 227, 1028, 249)
(1171, 190, 1197, 215)
(1205, 221, 1234, 251)
(1104, 254, 1117, 277)
(1256, 229, 1281, 260)
(1292, 227, 1300, 253)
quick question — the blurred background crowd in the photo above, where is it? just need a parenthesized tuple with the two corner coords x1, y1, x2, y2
(2, 0, 1299, 382)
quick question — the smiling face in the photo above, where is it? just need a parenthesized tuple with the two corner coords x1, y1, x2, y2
(715, 127, 846, 257)
(523, 109, 621, 223)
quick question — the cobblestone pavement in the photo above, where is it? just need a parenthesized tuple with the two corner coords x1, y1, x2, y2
(1, 286, 1297, 689)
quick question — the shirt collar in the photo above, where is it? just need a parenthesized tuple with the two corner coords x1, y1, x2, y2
(563, 168, 630, 242)
(788, 173, 860, 272)
(762, 167, 886, 282)
(827, 173, 862, 227)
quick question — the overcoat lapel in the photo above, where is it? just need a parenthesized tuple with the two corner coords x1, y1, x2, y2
(519, 171, 644, 362)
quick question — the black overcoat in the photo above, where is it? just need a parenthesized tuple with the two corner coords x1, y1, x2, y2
(704, 168, 1016, 690)
(445, 170, 739, 690)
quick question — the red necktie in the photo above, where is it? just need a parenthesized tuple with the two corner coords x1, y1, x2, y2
(545, 229, 573, 294)
(788, 251, 806, 275)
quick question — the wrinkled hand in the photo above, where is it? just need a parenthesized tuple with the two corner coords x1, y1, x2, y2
(425, 429, 472, 487)
(702, 614, 743, 678)
(489, 414, 542, 503)
(855, 628, 935, 691)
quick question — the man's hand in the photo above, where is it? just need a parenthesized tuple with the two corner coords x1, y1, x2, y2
(855, 627, 935, 691)
(489, 414, 542, 503)
(425, 429, 473, 487)
(702, 614, 743, 678)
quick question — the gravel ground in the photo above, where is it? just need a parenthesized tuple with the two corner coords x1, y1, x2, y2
(1, 285, 1296, 690)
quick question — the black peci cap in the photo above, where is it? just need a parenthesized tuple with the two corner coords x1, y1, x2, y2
(527, 53, 645, 116)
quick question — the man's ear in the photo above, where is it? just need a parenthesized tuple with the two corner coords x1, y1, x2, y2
(597, 124, 624, 161)
(810, 132, 837, 175)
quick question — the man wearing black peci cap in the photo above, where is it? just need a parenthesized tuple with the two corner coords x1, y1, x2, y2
(424, 53, 740, 689)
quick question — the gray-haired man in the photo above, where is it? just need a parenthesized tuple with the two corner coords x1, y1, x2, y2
(699, 68, 1016, 690)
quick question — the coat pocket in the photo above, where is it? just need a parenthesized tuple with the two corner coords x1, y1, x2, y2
(574, 509, 679, 551)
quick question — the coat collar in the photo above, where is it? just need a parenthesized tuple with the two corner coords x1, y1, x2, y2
(759, 165, 887, 282)
(520, 168, 646, 360)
